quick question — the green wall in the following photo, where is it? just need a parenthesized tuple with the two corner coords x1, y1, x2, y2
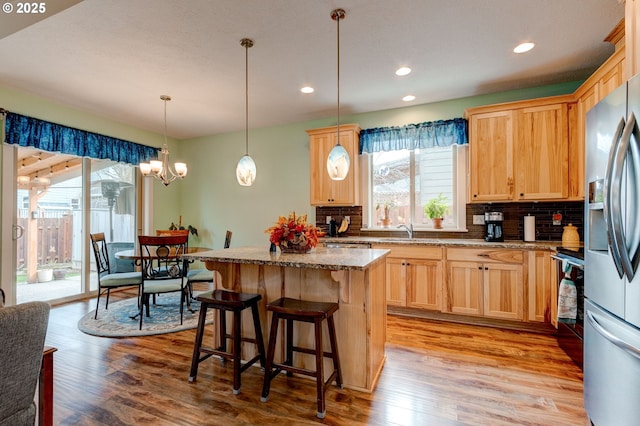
(1, 80, 582, 249)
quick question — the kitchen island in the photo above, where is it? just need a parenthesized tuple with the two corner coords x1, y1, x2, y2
(183, 245, 390, 392)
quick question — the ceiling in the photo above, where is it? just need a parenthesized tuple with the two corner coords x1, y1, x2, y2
(0, 0, 625, 140)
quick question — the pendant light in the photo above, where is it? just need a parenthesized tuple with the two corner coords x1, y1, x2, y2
(139, 95, 188, 186)
(327, 8, 350, 181)
(236, 38, 257, 186)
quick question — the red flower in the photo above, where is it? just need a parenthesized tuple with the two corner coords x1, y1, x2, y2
(264, 212, 318, 250)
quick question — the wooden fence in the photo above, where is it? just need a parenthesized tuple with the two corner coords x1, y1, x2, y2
(17, 216, 74, 268)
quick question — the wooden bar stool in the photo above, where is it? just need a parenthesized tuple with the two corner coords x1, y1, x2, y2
(188, 289, 266, 395)
(260, 297, 342, 419)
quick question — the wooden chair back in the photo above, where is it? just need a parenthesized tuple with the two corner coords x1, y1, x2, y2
(138, 234, 188, 282)
(90, 232, 111, 275)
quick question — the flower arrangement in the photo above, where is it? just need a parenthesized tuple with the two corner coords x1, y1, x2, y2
(265, 212, 319, 253)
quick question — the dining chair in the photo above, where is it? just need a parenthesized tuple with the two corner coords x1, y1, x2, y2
(90, 233, 142, 319)
(186, 230, 232, 299)
(137, 234, 190, 330)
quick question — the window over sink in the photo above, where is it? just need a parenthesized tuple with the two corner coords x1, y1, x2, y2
(362, 144, 468, 231)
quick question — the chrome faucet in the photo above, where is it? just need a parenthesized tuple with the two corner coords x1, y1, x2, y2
(397, 224, 413, 239)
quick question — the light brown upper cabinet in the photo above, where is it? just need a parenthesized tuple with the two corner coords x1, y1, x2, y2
(468, 110, 514, 202)
(571, 38, 625, 200)
(466, 96, 572, 203)
(307, 124, 360, 206)
(515, 102, 569, 200)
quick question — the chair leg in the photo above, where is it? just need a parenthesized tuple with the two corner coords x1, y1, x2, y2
(219, 310, 227, 354)
(314, 318, 326, 419)
(232, 310, 242, 395)
(139, 294, 146, 330)
(327, 315, 343, 387)
(261, 312, 280, 402)
(94, 288, 102, 319)
(189, 303, 209, 382)
(285, 318, 294, 376)
(250, 304, 266, 368)
(105, 288, 111, 310)
(179, 289, 185, 325)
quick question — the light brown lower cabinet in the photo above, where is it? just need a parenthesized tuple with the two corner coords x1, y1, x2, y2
(446, 260, 523, 320)
(375, 245, 443, 311)
(380, 244, 551, 324)
(527, 250, 554, 324)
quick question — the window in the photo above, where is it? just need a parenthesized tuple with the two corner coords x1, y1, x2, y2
(365, 144, 468, 230)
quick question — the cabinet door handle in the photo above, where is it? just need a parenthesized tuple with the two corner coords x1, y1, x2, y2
(478, 266, 482, 270)
(484, 267, 489, 270)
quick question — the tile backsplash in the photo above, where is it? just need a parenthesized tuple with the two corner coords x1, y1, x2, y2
(316, 201, 583, 241)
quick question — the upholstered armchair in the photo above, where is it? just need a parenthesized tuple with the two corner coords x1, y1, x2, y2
(0, 301, 50, 426)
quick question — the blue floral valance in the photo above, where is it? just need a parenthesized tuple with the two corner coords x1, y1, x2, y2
(359, 117, 468, 154)
(3, 112, 157, 165)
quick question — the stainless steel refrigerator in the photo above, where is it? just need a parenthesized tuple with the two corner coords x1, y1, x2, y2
(585, 74, 640, 425)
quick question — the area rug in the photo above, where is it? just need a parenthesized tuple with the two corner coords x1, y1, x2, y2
(78, 293, 212, 337)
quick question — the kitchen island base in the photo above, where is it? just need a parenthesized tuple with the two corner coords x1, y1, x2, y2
(202, 257, 387, 393)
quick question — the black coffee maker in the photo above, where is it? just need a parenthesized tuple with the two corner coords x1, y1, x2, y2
(484, 211, 504, 242)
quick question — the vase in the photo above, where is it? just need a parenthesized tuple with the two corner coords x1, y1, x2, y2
(279, 245, 311, 254)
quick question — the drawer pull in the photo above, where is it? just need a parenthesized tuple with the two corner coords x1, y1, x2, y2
(478, 253, 489, 257)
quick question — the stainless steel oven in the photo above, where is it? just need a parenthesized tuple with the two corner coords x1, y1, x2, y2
(551, 248, 584, 369)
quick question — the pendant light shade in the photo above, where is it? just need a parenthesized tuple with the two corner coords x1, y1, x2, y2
(236, 154, 256, 186)
(236, 38, 256, 186)
(327, 143, 350, 180)
(327, 8, 349, 181)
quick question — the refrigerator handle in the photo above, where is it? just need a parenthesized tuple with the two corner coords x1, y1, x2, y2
(614, 113, 638, 281)
(605, 116, 626, 279)
(587, 309, 640, 361)
(627, 113, 640, 278)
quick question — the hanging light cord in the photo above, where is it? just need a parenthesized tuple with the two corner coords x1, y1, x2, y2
(335, 9, 342, 147)
(243, 38, 253, 156)
(163, 96, 168, 147)
(245, 39, 249, 156)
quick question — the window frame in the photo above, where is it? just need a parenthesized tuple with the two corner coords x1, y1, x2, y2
(361, 144, 468, 232)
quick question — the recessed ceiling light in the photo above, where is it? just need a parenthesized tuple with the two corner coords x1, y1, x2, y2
(402, 95, 416, 102)
(395, 67, 412, 76)
(513, 42, 535, 54)
(300, 86, 314, 94)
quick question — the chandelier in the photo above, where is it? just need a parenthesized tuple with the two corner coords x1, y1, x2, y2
(326, 8, 350, 181)
(139, 95, 187, 186)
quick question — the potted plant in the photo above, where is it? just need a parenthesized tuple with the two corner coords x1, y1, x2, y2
(424, 194, 449, 229)
(376, 201, 395, 228)
(37, 259, 56, 283)
(157, 216, 199, 238)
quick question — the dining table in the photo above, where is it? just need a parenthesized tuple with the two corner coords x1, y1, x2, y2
(114, 246, 212, 261)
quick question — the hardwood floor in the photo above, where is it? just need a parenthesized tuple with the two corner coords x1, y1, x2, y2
(46, 289, 588, 425)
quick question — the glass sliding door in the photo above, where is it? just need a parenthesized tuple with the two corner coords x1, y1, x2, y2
(89, 159, 137, 291)
(14, 147, 138, 304)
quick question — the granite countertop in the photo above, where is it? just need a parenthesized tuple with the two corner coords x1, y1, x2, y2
(321, 236, 567, 251)
(183, 245, 390, 271)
